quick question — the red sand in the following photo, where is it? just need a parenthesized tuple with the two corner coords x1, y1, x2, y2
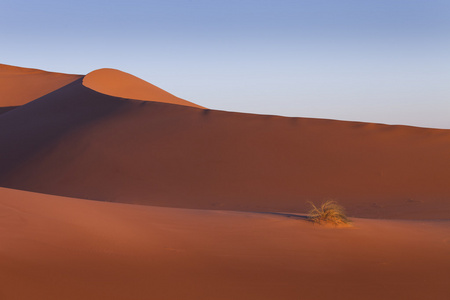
(0, 63, 81, 109)
(0, 72, 449, 219)
(0, 187, 449, 300)
(83, 68, 204, 108)
(0, 64, 449, 299)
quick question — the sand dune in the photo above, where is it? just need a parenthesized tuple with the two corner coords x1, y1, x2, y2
(0, 187, 448, 300)
(0, 71, 449, 219)
(1, 64, 449, 300)
(0, 63, 81, 110)
(83, 68, 204, 108)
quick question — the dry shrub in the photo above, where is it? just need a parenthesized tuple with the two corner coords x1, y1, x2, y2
(308, 200, 351, 226)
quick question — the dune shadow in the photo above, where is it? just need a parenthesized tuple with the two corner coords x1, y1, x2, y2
(0, 106, 19, 115)
(0, 78, 128, 183)
(256, 211, 309, 221)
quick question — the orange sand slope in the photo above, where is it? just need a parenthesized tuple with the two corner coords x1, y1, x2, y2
(83, 68, 204, 108)
(0, 187, 449, 300)
(0, 63, 81, 109)
(1, 64, 449, 300)
(0, 71, 449, 219)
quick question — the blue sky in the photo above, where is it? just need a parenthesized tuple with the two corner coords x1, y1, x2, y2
(2, 0, 450, 128)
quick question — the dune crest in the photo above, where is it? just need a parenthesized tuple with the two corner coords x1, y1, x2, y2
(0, 63, 82, 108)
(82, 68, 204, 108)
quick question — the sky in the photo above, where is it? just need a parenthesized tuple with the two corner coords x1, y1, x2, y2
(1, 0, 450, 128)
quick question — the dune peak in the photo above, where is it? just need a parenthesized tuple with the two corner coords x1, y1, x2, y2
(82, 68, 204, 108)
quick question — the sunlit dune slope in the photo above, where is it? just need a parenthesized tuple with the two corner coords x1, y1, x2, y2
(83, 68, 204, 108)
(0, 63, 81, 109)
(0, 187, 448, 300)
(0, 78, 449, 219)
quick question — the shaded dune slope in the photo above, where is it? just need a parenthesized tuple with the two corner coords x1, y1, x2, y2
(0, 106, 18, 115)
(0, 63, 81, 111)
(83, 68, 204, 108)
(0, 78, 449, 219)
(0, 187, 449, 300)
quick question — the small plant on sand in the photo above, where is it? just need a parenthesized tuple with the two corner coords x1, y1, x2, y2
(308, 200, 351, 226)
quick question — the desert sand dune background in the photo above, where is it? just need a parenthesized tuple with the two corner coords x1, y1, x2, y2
(0, 64, 449, 299)
(0, 187, 449, 300)
(0, 67, 449, 219)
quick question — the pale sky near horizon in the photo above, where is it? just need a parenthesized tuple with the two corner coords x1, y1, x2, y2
(1, 0, 449, 128)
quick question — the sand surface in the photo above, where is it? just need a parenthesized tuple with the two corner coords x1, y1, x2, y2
(83, 68, 204, 108)
(0, 72, 449, 219)
(0, 63, 81, 110)
(1, 187, 449, 300)
(0, 64, 449, 299)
